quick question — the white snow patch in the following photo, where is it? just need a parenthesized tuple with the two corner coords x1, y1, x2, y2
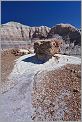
(0, 54, 81, 122)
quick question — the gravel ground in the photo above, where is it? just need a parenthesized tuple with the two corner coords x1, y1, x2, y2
(32, 64, 81, 121)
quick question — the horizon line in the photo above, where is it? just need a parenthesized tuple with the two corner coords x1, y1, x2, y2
(1, 21, 81, 29)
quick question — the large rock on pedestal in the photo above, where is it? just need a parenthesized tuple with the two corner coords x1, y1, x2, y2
(34, 39, 63, 61)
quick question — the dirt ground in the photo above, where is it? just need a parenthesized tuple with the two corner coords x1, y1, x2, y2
(1, 49, 20, 85)
(32, 64, 81, 121)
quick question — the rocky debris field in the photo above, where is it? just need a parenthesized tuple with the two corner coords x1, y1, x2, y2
(32, 64, 81, 121)
(0, 52, 81, 122)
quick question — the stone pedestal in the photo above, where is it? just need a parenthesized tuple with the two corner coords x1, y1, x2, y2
(34, 39, 62, 61)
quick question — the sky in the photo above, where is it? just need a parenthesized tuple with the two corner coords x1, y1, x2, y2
(1, 1, 81, 28)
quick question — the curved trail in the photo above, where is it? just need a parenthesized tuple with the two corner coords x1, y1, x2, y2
(0, 54, 81, 122)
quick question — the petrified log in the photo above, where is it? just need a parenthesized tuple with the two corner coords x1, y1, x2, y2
(34, 39, 63, 61)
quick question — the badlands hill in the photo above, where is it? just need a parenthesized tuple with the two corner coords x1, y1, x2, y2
(47, 23, 81, 45)
(1, 22, 50, 41)
(1, 22, 81, 42)
(1, 22, 81, 56)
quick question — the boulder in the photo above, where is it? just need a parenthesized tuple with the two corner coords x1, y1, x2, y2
(34, 39, 63, 61)
(11, 48, 30, 56)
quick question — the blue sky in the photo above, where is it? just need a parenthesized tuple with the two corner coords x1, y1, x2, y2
(1, 1, 81, 28)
